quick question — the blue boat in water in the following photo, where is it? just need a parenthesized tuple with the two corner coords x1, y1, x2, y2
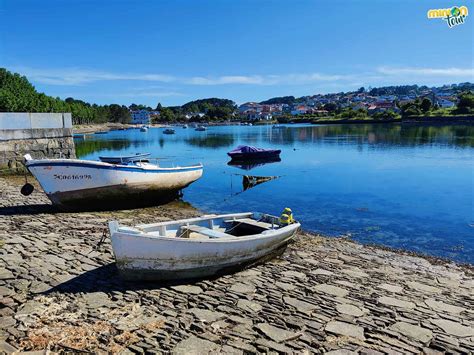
(227, 145, 281, 161)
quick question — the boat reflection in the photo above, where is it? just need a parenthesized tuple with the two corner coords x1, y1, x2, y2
(227, 157, 282, 171)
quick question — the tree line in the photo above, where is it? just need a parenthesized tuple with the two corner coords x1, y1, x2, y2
(400, 93, 474, 117)
(0, 68, 131, 125)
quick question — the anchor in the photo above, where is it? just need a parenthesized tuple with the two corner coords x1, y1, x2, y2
(20, 160, 34, 196)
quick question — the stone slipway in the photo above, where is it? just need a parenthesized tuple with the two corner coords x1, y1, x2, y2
(0, 177, 473, 354)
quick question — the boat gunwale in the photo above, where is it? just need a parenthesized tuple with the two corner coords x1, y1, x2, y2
(112, 223, 300, 244)
(135, 212, 254, 230)
(111, 213, 300, 244)
(25, 158, 203, 173)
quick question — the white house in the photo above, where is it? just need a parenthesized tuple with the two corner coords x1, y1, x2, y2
(131, 110, 151, 124)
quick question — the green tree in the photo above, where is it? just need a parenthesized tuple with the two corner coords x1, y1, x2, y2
(401, 103, 422, 117)
(456, 92, 474, 114)
(420, 98, 432, 113)
(372, 109, 398, 120)
(0, 68, 135, 124)
(159, 107, 175, 122)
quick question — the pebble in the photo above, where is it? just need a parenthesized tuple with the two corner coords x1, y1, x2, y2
(236, 299, 262, 313)
(377, 283, 403, 293)
(389, 321, 433, 343)
(430, 319, 474, 337)
(314, 283, 349, 297)
(188, 308, 226, 323)
(424, 299, 466, 315)
(173, 335, 220, 354)
(336, 303, 366, 317)
(325, 320, 365, 340)
(406, 281, 442, 294)
(256, 322, 299, 343)
(377, 296, 416, 309)
(170, 285, 203, 295)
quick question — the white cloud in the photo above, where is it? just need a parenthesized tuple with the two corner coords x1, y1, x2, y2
(186, 75, 266, 85)
(185, 73, 356, 85)
(10, 66, 357, 86)
(8, 65, 474, 89)
(11, 66, 175, 85)
(377, 66, 474, 77)
(99, 91, 184, 98)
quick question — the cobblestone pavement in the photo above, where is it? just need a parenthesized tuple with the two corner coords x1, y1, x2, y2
(0, 177, 473, 354)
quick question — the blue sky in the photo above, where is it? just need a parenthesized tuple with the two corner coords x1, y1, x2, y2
(1, 0, 472, 106)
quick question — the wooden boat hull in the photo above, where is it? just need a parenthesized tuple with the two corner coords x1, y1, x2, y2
(25, 158, 203, 211)
(110, 217, 300, 280)
(47, 183, 184, 211)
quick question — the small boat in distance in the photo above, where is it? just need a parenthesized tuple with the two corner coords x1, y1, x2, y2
(23, 154, 203, 211)
(182, 124, 188, 129)
(140, 126, 148, 132)
(109, 212, 300, 280)
(228, 145, 281, 161)
(195, 126, 206, 131)
(163, 128, 176, 134)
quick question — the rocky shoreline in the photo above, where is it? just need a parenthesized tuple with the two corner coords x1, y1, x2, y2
(0, 176, 473, 354)
(73, 123, 138, 134)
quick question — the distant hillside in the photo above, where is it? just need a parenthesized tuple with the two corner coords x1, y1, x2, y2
(367, 83, 474, 96)
(257, 83, 474, 105)
(259, 96, 297, 105)
(181, 98, 236, 113)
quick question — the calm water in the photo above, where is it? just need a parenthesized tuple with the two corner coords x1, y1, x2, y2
(75, 124, 474, 264)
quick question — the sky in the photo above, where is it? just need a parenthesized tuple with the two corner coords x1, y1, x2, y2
(0, 0, 473, 106)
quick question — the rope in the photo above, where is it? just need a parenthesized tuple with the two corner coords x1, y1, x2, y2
(94, 230, 108, 250)
(224, 220, 247, 233)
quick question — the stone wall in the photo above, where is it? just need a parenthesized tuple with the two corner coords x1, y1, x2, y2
(0, 113, 76, 173)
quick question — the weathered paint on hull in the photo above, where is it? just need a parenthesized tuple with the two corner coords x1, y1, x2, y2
(48, 184, 184, 211)
(111, 224, 299, 281)
(116, 243, 288, 281)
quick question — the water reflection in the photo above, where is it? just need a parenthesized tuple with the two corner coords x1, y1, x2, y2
(185, 134, 235, 148)
(266, 124, 474, 148)
(75, 139, 134, 158)
(75, 124, 474, 158)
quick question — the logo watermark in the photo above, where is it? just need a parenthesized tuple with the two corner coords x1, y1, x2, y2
(427, 5, 468, 28)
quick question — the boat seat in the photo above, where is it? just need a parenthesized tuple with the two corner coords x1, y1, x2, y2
(224, 218, 274, 230)
(180, 225, 232, 239)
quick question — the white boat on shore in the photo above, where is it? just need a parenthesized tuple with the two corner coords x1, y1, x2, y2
(23, 154, 203, 211)
(109, 212, 300, 280)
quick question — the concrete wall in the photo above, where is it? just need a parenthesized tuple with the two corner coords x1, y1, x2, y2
(0, 113, 76, 173)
